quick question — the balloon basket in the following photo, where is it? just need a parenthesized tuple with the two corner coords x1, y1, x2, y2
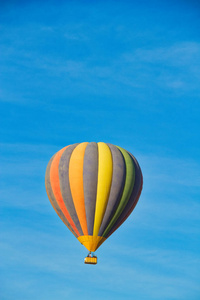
(84, 253, 97, 265)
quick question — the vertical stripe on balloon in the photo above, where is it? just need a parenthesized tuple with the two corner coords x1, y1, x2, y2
(69, 142, 89, 235)
(98, 144, 126, 236)
(83, 142, 98, 235)
(59, 144, 83, 236)
(102, 147, 135, 237)
(104, 153, 143, 238)
(93, 142, 113, 236)
(50, 147, 80, 236)
(45, 155, 78, 237)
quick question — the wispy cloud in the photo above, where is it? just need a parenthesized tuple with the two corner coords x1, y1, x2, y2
(0, 143, 59, 210)
(1, 225, 199, 300)
(2, 15, 200, 105)
(125, 42, 200, 66)
(122, 42, 200, 91)
(138, 152, 200, 188)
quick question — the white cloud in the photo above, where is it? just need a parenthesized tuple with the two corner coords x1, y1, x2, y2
(1, 224, 199, 300)
(139, 153, 200, 188)
(121, 42, 200, 91)
(124, 42, 200, 66)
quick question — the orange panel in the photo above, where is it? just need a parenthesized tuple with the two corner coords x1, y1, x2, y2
(50, 146, 80, 236)
(69, 142, 88, 235)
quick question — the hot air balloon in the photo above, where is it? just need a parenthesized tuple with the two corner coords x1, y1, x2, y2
(45, 142, 143, 264)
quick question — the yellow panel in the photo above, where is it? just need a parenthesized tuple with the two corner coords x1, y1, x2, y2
(78, 235, 106, 252)
(69, 142, 88, 235)
(93, 142, 113, 236)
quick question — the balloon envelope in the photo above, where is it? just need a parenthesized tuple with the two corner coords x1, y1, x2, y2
(45, 142, 143, 252)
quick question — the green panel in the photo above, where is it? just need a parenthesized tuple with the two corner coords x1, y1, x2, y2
(102, 146, 135, 237)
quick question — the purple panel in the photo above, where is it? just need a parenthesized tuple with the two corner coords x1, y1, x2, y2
(98, 144, 126, 236)
(83, 142, 98, 235)
(103, 152, 143, 238)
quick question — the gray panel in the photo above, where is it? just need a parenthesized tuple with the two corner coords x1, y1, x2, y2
(59, 144, 83, 236)
(98, 144, 126, 236)
(45, 154, 78, 238)
(83, 142, 98, 235)
(103, 152, 143, 238)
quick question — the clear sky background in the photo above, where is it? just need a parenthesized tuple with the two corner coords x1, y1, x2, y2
(0, 0, 200, 299)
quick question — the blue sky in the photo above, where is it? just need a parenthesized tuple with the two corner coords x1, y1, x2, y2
(0, 0, 200, 299)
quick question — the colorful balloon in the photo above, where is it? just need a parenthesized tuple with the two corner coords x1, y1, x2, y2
(45, 142, 143, 256)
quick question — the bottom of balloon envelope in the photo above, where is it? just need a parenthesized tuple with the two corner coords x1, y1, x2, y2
(78, 235, 106, 252)
(78, 235, 106, 264)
